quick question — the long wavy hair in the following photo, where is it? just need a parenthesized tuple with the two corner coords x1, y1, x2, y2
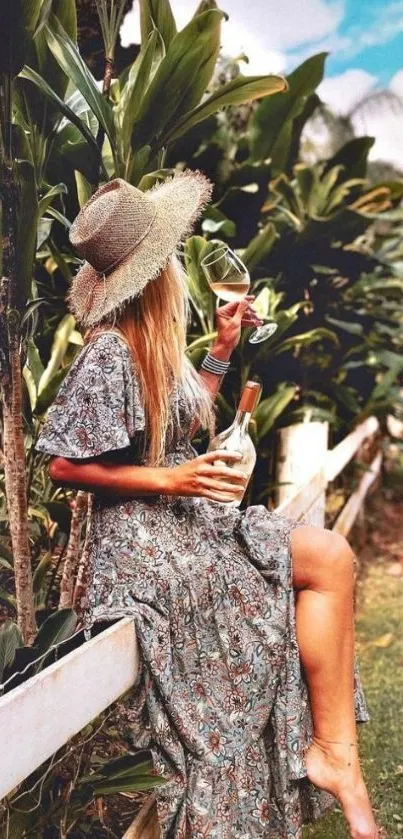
(84, 256, 213, 466)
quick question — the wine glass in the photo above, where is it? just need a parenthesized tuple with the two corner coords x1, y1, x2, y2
(201, 244, 278, 344)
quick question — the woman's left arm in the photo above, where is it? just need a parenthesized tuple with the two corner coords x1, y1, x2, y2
(199, 295, 263, 401)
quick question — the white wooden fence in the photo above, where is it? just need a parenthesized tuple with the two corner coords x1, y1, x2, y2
(0, 417, 381, 803)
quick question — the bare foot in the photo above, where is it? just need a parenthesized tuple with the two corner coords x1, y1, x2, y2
(306, 738, 379, 839)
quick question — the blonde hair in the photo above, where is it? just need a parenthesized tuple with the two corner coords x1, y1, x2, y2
(85, 256, 213, 466)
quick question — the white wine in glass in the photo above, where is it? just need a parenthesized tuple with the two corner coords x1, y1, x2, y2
(201, 244, 278, 343)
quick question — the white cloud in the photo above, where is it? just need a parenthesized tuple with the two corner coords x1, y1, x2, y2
(390, 69, 403, 97)
(121, 0, 343, 74)
(318, 69, 377, 116)
(312, 69, 403, 168)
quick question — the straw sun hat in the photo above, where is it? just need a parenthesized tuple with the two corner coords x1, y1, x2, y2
(67, 170, 213, 327)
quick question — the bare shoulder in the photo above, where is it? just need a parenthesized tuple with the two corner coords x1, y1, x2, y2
(290, 524, 352, 559)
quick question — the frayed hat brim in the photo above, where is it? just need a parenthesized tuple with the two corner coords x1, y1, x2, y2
(67, 170, 213, 327)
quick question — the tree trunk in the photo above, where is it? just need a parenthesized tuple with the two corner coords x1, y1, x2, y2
(59, 490, 88, 609)
(0, 164, 37, 644)
(72, 493, 94, 620)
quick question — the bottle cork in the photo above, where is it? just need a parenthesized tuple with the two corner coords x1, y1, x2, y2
(239, 381, 261, 414)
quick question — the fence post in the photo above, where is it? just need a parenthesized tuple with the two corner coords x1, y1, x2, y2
(276, 421, 329, 526)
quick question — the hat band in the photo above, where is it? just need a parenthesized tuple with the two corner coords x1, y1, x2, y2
(95, 205, 158, 278)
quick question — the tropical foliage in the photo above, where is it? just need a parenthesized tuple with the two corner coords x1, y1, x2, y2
(0, 0, 402, 831)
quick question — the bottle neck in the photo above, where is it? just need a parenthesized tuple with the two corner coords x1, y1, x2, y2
(234, 409, 252, 433)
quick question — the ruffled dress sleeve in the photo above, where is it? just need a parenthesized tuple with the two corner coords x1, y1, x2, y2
(35, 331, 145, 459)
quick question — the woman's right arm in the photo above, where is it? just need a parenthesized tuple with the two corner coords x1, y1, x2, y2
(49, 451, 246, 504)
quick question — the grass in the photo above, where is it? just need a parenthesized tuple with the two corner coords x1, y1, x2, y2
(304, 498, 403, 839)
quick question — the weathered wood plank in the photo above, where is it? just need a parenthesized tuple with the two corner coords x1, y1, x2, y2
(276, 422, 329, 526)
(122, 795, 160, 839)
(325, 417, 379, 481)
(275, 468, 328, 522)
(0, 618, 139, 800)
(333, 451, 382, 536)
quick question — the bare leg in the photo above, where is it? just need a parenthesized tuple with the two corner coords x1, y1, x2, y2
(291, 526, 378, 839)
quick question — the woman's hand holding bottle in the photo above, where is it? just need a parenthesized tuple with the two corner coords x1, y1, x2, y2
(165, 451, 247, 503)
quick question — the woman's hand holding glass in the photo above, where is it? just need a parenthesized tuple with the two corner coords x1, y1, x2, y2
(214, 297, 264, 353)
(201, 244, 278, 344)
(165, 451, 247, 503)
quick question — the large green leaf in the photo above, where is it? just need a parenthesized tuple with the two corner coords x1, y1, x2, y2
(18, 0, 77, 133)
(26, 337, 45, 391)
(116, 30, 159, 157)
(193, 0, 219, 13)
(184, 235, 215, 331)
(37, 313, 75, 397)
(0, 0, 42, 75)
(86, 774, 167, 794)
(44, 13, 116, 149)
(32, 608, 77, 671)
(81, 752, 154, 782)
(325, 137, 375, 181)
(0, 621, 23, 682)
(273, 327, 339, 355)
(249, 53, 327, 167)
(38, 182, 68, 217)
(132, 9, 224, 152)
(164, 74, 288, 147)
(139, 0, 176, 49)
(254, 385, 297, 441)
(325, 316, 364, 336)
(13, 129, 38, 306)
(242, 223, 277, 272)
(32, 552, 52, 595)
(20, 65, 107, 180)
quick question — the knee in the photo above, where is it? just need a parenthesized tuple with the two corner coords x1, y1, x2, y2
(291, 525, 355, 589)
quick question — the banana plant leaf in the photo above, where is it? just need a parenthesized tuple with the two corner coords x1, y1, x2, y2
(17, 0, 77, 134)
(20, 65, 107, 180)
(132, 9, 224, 153)
(44, 13, 116, 150)
(164, 73, 288, 147)
(139, 0, 176, 50)
(249, 53, 327, 169)
(116, 30, 159, 161)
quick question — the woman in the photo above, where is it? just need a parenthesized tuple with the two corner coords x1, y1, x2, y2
(36, 173, 378, 839)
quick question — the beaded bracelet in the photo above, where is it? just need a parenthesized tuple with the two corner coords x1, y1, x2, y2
(201, 352, 231, 376)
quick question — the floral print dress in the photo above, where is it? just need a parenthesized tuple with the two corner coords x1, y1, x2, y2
(36, 330, 369, 839)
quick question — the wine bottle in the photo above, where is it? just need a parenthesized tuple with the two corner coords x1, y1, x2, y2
(207, 381, 261, 507)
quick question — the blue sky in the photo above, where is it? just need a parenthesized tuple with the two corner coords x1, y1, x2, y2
(328, 0, 403, 85)
(121, 0, 403, 165)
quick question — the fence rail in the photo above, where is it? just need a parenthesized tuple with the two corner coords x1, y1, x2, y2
(0, 417, 382, 802)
